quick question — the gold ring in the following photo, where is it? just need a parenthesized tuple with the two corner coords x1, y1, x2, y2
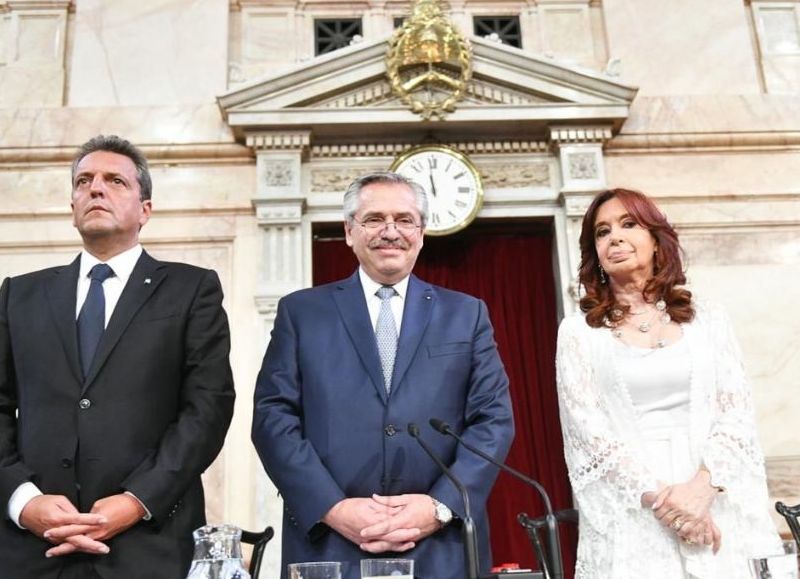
(683, 537, 695, 545)
(671, 518, 683, 531)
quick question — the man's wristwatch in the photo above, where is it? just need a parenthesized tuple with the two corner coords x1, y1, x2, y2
(431, 498, 453, 526)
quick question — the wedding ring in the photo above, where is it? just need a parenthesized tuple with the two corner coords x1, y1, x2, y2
(683, 537, 695, 545)
(671, 518, 683, 531)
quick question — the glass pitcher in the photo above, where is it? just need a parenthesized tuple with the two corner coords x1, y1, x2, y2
(186, 524, 251, 579)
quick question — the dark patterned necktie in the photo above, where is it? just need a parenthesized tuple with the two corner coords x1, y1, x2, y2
(375, 286, 398, 392)
(77, 263, 114, 378)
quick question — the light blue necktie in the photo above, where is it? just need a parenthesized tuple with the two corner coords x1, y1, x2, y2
(77, 263, 114, 378)
(375, 286, 398, 392)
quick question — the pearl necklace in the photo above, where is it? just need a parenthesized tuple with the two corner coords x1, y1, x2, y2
(605, 299, 671, 348)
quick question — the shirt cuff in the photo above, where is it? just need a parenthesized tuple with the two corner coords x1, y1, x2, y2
(124, 491, 152, 521)
(8, 482, 43, 529)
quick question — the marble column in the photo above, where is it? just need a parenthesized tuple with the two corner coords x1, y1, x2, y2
(246, 131, 310, 555)
(550, 125, 612, 313)
(248, 131, 310, 330)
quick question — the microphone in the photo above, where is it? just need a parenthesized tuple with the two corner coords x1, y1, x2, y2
(408, 423, 480, 579)
(429, 418, 563, 579)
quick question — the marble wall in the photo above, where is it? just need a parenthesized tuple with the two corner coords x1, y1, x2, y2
(0, 0, 799, 571)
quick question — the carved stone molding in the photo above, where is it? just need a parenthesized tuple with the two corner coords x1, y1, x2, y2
(253, 200, 304, 227)
(480, 162, 550, 188)
(560, 192, 594, 217)
(316, 81, 395, 109)
(467, 78, 548, 105)
(310, 140, 548, 158)
(6, 1, 71, 10)
(550, 125, 613, 145)
(264, 160, 293, 187)
(310, 168, 381, 193)
(246, 131, 310, 152)
(567, 152, 598, 180)
(0, 143, 253, 169)
(254, 295, 279, 319)
(608, 131, 800, 153)
(556, 142, 607, 193)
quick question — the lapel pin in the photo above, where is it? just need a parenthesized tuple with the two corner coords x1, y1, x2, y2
(425, 295, 431, 300)
(144, 278, 151, 284)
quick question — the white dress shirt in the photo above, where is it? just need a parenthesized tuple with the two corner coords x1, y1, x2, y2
(8, 245, 150, 527)
(358, 267, 409, 333)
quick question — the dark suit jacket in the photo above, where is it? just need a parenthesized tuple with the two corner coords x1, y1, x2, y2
(252, 271, 514, 579)
(0, 251, 235, 579)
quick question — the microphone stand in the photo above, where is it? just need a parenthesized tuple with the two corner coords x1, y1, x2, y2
(408, 423, 480, 579)
(429, 418, 562, 579)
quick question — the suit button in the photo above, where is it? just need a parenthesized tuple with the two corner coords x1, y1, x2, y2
(79, 398, 91, 409)
(384, 424, 397, 437)
(61, 458, 73, 468)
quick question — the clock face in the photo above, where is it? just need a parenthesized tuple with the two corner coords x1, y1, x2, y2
(390, 145, 483, 236)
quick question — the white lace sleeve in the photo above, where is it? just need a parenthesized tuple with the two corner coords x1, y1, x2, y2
(700, 303, 768, 502)
(556, 316, 658, 518)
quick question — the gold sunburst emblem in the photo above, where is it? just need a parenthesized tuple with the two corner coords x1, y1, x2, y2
(386, 0, 472, 120)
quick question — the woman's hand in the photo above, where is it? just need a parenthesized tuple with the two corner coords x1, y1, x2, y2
(679, 515, 722, 553)
(649, 469, 721, 551)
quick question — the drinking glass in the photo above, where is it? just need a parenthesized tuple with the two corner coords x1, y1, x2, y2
(360, 558, 414, 579)
(288, 562, 342, 579)
(749, 540, 798, 579)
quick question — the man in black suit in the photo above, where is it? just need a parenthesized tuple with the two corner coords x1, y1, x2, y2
(0, 135, 235, 578)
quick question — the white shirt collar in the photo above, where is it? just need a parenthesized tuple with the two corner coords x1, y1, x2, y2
(79, 244, 143, 285)
(358, 267, 410, 300)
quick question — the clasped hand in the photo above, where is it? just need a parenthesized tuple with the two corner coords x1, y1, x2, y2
(20, 493, 146, 558)
(642, 470, 721, 553)
(323, 494, 442, 553)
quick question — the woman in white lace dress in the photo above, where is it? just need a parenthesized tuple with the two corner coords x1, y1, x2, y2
(556, 189, 780, 578)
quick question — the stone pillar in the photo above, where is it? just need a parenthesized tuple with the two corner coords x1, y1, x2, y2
(246, 130, 310, 564)
(550, 125, 612, 313)
(248, 131, 310, 331)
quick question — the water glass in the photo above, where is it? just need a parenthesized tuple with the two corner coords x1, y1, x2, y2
(360, 558, 414, 579)
(749, 540, 798, 579)
(288, 562, 342, 579)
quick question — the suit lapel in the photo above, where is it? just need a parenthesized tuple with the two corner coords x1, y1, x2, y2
(45, 255, 82, 384)
(82, 251, 165, 392)
(391, 274, 433, 393)
(331, 271, 388, 404)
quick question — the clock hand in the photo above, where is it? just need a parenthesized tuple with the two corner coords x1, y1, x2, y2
(429, 173, 438, 197)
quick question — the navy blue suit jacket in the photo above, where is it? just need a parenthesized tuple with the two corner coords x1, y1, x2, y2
(252, 271, 514, 579)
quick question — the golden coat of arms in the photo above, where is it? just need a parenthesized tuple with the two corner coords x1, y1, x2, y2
(386, 0, 472, 120)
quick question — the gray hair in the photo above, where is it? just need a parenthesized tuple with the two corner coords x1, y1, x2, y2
(71, 135, 152, 201)
(343, 171, 428, 227)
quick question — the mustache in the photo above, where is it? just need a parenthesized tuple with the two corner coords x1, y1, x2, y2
(369, 239, 408, 250)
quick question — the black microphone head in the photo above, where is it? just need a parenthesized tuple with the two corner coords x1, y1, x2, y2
(407, 423, 420, 437)
(429, 418, 450, 434)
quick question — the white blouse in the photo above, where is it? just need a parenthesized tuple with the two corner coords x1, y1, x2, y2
(556, 300, 780, 579)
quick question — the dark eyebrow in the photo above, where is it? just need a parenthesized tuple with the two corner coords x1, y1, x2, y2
(74, 171, 129, 184)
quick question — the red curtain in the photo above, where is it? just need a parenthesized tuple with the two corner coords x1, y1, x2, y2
(312, 221, 577, 576)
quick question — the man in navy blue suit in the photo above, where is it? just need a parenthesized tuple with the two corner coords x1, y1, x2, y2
(252, 172, 514, 579)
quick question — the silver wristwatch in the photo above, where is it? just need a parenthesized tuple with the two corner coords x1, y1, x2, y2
(431, 498, 453, 526)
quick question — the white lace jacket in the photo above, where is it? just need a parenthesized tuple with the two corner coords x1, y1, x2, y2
(556, 300, 780, 579)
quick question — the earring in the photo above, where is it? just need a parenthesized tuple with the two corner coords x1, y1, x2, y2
(598, 265, 607, 284)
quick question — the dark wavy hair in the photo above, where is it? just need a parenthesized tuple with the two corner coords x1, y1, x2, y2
(578, 188, 694, 328)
